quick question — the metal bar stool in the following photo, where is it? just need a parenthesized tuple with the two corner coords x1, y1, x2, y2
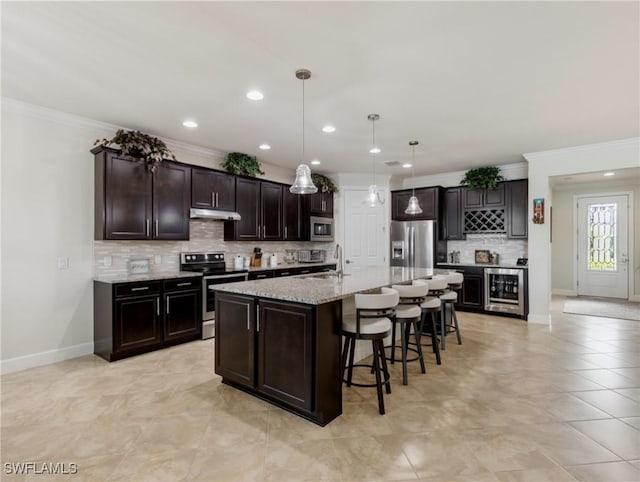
(426, 275, 449, 349)
(420, 292, 442, 365)
(388, 280, 428, 385)
(341, 287, 399, 415)
(440, 272, 463, 347)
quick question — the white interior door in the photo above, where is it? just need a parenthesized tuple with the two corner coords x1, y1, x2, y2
(577, 195, 629, 298)
(343, 189, 386, 273)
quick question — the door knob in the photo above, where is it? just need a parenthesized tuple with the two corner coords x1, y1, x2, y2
(345, 260, 352, 264)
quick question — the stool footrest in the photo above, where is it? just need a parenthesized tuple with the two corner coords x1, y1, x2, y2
(342, 364, 391, 388)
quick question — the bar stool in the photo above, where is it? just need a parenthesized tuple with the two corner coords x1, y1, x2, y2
(425, 275, 449, 349)
(420, 292, 442, 365)
(389, 280, 428, 385)
(440, 272, 463, 348)
(341, 287, 399, 415)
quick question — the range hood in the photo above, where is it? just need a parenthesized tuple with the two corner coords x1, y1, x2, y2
(189, 208, 241, 221)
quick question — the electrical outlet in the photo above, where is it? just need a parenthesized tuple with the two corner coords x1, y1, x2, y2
(57, 257, 69, 270)
(103, 256, 112, 267)
(154, 255, 162, 265)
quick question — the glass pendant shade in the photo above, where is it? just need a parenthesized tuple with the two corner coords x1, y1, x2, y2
(365, 184, 382, 207)
(404, 195, 423, 215)
(290, 164, 317, 194)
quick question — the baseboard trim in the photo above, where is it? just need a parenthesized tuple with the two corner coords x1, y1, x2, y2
(527, 313, 550, 324)
(630, 294, 640, 302)
(0, 342, 94, 374)
(552, 289, 577, 297)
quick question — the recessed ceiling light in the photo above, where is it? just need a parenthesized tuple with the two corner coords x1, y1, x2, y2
(259, 144, 271, 150)
(322, 125, 336, 133)
(182, 120, 198, 128)
(604, 172, 615, 176)
(246, 90, 264, 101)
(369, 147, 381, 154)
(310, 159, 321, 165)
(402, 163, 412, 168)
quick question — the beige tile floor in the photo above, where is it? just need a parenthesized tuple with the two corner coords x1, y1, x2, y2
(2, 296, 639, 481)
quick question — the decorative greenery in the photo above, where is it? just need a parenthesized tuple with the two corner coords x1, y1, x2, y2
(311, 173, 338, 193)
(461, 166, 505, 190)
(94, 129, 176, 172)
(222, 152, 265, 177)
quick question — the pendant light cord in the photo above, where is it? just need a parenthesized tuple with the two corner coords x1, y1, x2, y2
(372, 117, 376, 185)
(411, 144, 416, 196)
(302, 77, 305, 164)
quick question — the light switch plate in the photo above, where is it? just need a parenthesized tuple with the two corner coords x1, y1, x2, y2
(57, 257, 69, 270)
(154, 255, 162, 265)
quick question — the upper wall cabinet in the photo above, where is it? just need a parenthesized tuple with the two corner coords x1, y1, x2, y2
(283, 189, 303, 241)
(93, 147, 190, 240)
(444, 187, 465, 240)
(224, 179, 284, 241)
(191, 168, 236, 211)
(307, 191, 334, 218)
(391, 187, 441, 221)
(462, 183, 505, 209)
(506, 179, 528, 239)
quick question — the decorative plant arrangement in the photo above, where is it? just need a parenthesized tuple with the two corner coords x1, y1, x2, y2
(311, 173, 338, 193)
(94, 129, 176, 172)
(461, 166, 505, 190)
(222, 152, 265, 177)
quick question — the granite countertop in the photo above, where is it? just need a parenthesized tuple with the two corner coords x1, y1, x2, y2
(437, 263, 528, 270)
(247, 261, 336, 272)
(94, 271, 203, 284)
(214, 266, 447, 305)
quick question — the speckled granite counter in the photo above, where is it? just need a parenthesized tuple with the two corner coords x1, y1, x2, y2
(94, 271, 202, 284)
(214, 266, 437, 305)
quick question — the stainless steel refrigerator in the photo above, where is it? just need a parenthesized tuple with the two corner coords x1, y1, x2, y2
(390, 220, 435, 268)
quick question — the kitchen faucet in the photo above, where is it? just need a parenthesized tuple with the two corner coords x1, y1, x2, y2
(334, 243, 344, 279)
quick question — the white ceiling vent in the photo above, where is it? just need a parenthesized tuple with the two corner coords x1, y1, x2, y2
(383, 160, 402, 167)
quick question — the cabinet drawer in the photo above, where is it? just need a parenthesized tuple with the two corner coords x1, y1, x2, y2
(115, 281, 162, 298)
(164, 277, 201, 292)
(248, 271, 274, 280)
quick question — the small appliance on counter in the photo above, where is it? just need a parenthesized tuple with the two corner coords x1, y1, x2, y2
(516, 257, 528, 266)
(234, 255, 243, 270)
(284, 249, 297, 264)
(250, 247, 263, 267)
(298, 249, 325, 263)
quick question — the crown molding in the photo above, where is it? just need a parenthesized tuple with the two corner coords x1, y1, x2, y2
(524, 137, 640, 162)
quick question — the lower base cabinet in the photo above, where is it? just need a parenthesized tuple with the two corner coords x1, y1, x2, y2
(94, 277, 201, 361)
(215, 292, 342, 426)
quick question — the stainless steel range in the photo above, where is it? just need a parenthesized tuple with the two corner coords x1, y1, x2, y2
(180, 252, 248, 339)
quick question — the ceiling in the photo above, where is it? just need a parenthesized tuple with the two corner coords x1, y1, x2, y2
(550, 167, 640, 187)
(2, 2, 638, 177)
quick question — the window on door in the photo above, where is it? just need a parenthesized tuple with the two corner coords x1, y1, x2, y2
(588, 203, 617, 271)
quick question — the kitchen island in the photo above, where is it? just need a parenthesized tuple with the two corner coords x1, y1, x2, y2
(213, 266, 435, 425)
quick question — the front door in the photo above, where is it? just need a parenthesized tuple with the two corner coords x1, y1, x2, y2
(577, 195, 629, 298)
(343, 189, 386, 273)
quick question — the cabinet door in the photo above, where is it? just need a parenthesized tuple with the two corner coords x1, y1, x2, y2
(214, 294, 256, 389)
(391, 191, 413, 220)
(257, 300, 313, 411)
(484, 184, 505, 208)
(114, 295, 162, 353)
(415, 187, 438, 219)
(261, 182, 283, 240)
(323, 192, 334, 217)
(191, 168, 216, 208)
(104, 155, 153, 240)
(507, 180, 528, 239)
(233, 178, 261, 241)
(164, 290, 201, 341)
(308, 192, 325, 216)
(460, 273, 484, 309)
(283, 189, 302, 241)
(153, 161, 190, 240)
(212, 171, 236, 211)
(445, 188, 465, 240)
(462, 188, 483, 209)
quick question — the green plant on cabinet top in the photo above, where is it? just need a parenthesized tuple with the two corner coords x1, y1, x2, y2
(311, 173, 338, 193)
(94, 129, 176, 173)
(461, 166, 505, 190)
(223, 152, 265, 177)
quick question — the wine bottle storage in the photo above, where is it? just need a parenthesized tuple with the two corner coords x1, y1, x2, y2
(464, 209, 506, 233)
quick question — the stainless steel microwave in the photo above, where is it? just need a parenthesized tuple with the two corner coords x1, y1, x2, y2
(310, 216, 334, 242)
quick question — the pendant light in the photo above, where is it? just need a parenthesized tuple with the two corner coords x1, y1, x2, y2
(404, 141, 423, 215)
(364, 114, 384, 207)
(289, 69, 318, 194)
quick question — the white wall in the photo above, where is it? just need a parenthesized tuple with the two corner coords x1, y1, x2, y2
(524, 138, 640, 323)
(0, 99, 324, 373)
(551, 178, 640, 298)
(402, 162, 528, 189)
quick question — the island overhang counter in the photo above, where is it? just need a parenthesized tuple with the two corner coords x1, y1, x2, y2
(213, 266, 438, 425)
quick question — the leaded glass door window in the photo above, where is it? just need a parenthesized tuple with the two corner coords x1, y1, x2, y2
(587, 203, 616, 271)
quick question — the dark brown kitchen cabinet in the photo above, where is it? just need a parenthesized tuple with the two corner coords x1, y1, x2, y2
(191, 168, 235, 211)
(226, 178, 261, 241)
(248, 270, 274, 280)
(163, 281, 201, 342)
(506, 179, 528, 239)
(391, 187, 440, 221)
(257, 300, 313, 411)
(462, 184, 505, 209)
(458, 267, 485, 311)
(93, 146, 190, 240)
(444, 188, 465, 240)
(308, 191, 333, 218)
(94, 277, 201, 362)
(261, 181, 283, 240)
(283, 189, 303, 241)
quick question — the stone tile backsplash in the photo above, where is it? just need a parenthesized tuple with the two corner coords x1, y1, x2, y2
(94, 220, 335, 277)
(446, 234, 527, 265)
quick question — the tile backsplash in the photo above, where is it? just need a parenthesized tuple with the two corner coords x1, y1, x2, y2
(94, 220, 335, 277)
(446, 234, 527, 265)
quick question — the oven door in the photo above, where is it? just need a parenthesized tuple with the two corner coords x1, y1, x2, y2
(484, 268, 524, 316)
(203, 273, 249, 321)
